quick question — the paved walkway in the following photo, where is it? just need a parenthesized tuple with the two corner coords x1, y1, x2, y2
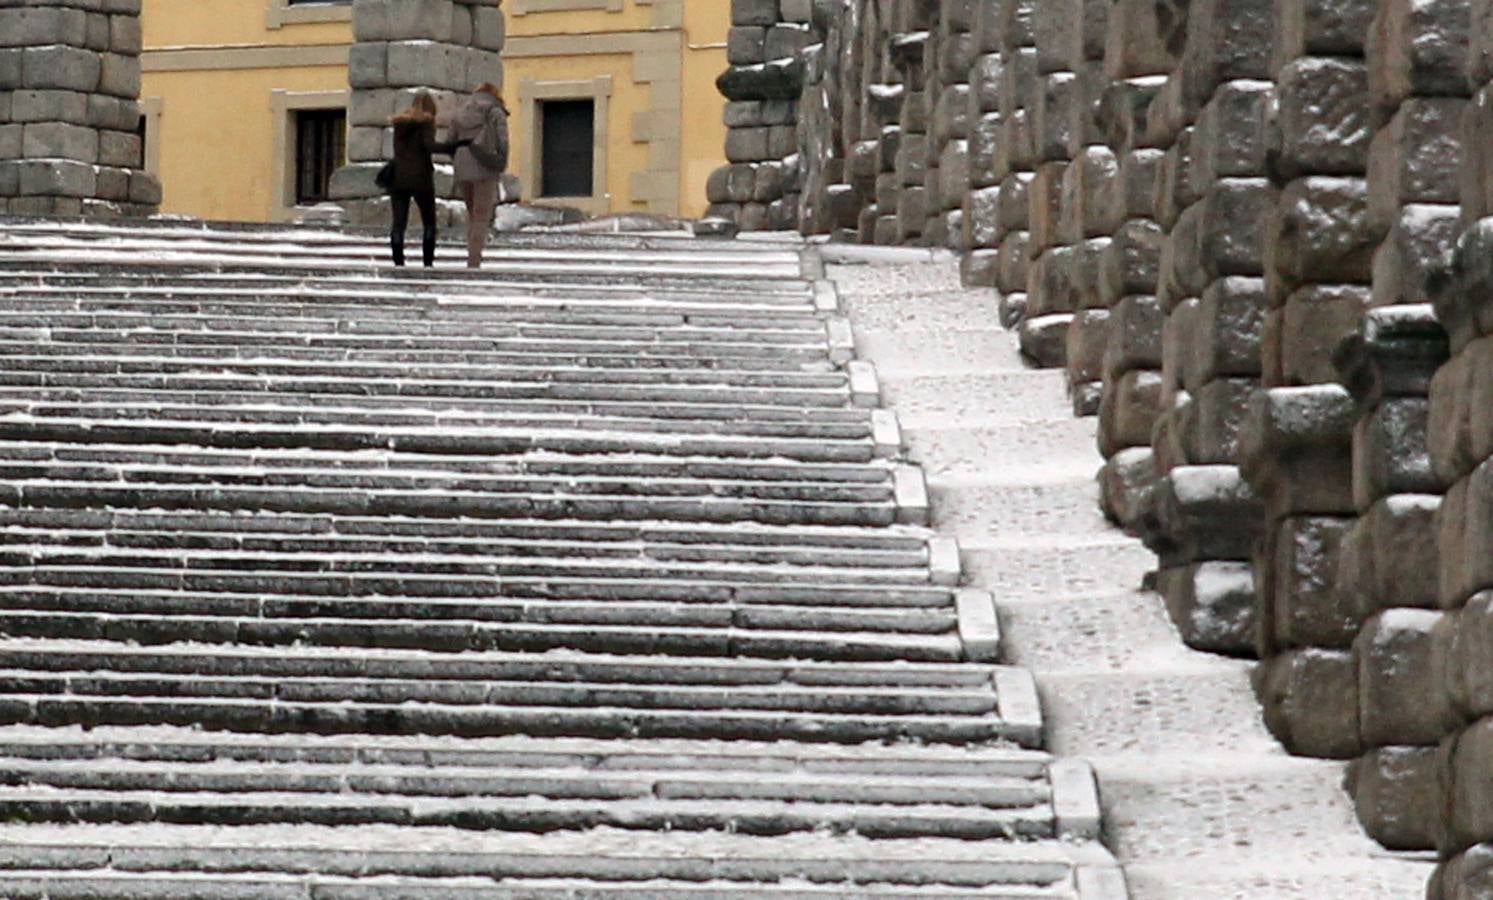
(831, 251, 1435, 899)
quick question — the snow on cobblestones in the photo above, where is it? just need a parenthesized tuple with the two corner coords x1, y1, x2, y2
(831, 255, 1435, 899)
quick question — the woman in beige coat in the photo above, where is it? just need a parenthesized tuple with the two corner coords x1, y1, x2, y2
(447, 83, 510, 269)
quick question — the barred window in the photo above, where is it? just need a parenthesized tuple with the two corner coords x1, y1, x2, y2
(294, 108, 345, 205)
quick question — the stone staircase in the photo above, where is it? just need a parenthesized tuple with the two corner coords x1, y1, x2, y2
(0, 219, 1123, 898)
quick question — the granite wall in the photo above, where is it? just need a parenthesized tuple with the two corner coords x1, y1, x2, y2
(0, 0, 160, 218)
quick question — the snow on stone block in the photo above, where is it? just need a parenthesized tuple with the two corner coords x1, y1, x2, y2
(1157, 560, 1258, 656)
(1348, 745, 1440, 851)
(955, 589, 1000, 661)
(1253, 646, 1363, 759)
(1355, 609, 1456, 747)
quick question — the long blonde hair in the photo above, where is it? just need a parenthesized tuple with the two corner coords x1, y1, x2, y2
(392, 91, 438, 124)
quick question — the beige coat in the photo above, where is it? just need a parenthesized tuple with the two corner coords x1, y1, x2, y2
(449, 93, 509, 184)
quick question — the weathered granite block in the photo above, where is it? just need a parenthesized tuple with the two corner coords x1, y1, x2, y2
(1099, 368, 1166, 454)
(1338, 494, 1442, 617)
(1353, 397, 1439, 505)
(1104, 293, 1165, 377)
(1254, 646, 1363, 758)
(1349, 745, 1441, 850)
(1370, 204, 1460, 308)
(1367, 0, 1471, 114)
(1100, 218, 1166, 303)
(1367, 98, 1464, 233)
(1157, 560, 1259, 655)
(1271, 58, 1373, 179)
(1357, 609, 1457, 746)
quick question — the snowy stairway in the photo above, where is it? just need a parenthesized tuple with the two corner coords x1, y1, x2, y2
(0, 219, 1119, 898)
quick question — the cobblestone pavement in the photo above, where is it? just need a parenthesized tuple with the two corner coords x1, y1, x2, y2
(832, 254, 1434, 900)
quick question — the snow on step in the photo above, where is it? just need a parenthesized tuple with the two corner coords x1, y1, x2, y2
(0, 220, 1103, 896)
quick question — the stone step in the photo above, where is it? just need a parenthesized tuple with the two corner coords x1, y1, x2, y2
(903, 421, 1100, 481)
(0, 729, 1059, 838)
(0, 417, 888, 465)
(0, 821, 1109, 897)
(880, 372, 1075, 427)
(0, 219, 810, 262)
(927, 476, 1112, 539)
(0, 234, 809, 280)
(2, 277, 820, 314)
(0, 257, 812, 298)
(0, 652, 1035, 745)
(0, 479, 902, 529)
(0, 521, 931, 568)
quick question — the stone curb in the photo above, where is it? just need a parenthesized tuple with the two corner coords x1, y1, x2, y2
(1075, 863, 1131, 900)
(929, 537, 963, 586)
(815, 243, 960, 265)
(1049, 758, 1104, 841)
(892, 465, 930, 525)
(871, 409, 903, 458)
(847, 359, 881, 408)
(825, 317, 855, 365)
(955, 588, 1001, 661)
(993, 667, 1044, 749)
(813, 279, 841, 313)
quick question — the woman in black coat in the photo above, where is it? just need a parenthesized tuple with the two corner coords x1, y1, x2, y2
(386, 92, 462, 267)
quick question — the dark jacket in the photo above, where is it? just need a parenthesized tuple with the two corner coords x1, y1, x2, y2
(450, 93, 509, 184)
(389, 113, 457, 194)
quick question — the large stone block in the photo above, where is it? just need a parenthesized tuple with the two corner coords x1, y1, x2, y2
(1018, 312, 1074, 367)
(1253, 646, 1362, 758)
(1353, 397, 1438, 506)
(353, 0, 456, 42)
(1191, 78, 1272, 186)
(0, 6, 89, 49)
(1179, 377, 1258, 461)
(1266, 177, 1376, 308)
(1099, 368, 1166, 454)
(1239, 383, 1358, 517)
(1370, 203, 1459, 308)
(1367, 98, 1464, 233)
(1367, 0, 1470, 114)
(1032, 72, 1083, 163)
(1349, 746, 1440, 850)
(1266, 514, 1356, 649)
(1100, 218, 1165, 304)
(1445, 717, 1493, 853)
(14, 158, 96, 198)
(1028, 160, 1068, 252)
(1191, 276, 1266, 384)
(1428, 346, 1474, 486)
(1101, 445, 1159, 526)
(1066, 308, 1112, 387)
(1274, 0, 1378, 61)
(96, 51, 139, 98)
(1183, 0, 1276, 97)
(1271, 57, 1372, 179)
(20, 122, 98, 164)
(1058, 145, 1119, 242)
(1356, 609, 1456, 746)
(1432, 843, 1493, 899)
(1104, 293, 1165, 378)
(1147, 464, 1265, 564)
(1104, 148, 1163, 226)
(1098, 77, 1164, 153)
(1104, 0, 1177, 78)
(20, 45, 100, 93)
(1157, 560, 1258, 655)
(997, 230, 1031, 293)
(1338, 494, 1442, 618)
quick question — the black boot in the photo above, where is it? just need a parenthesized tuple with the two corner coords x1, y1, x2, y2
(391, 235, 406, 267)
(422, 228, 436, 268)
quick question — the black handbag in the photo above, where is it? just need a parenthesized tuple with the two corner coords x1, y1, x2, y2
(374, 161, 395, 190)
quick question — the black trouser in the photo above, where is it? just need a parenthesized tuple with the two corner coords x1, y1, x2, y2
(389, 188, 437, 267)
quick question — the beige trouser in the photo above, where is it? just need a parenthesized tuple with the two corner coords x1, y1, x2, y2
(459, 179, 499, 269)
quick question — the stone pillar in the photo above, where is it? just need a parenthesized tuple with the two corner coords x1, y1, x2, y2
(890, 18, 930, 244)
(1421, 0, 1493, 879)
(1143, 0, 1277, 655)
(1332, 0, 1468, 853)
(959, 0, 1004, 285)
(1332, 308, 1453, 851)
(1243, 0, 1378, 760)
(920, 1, 976, 250)
(0, 0, 160, 218)
(798, 1, 857, 239)
(331, 0, 507, 226)
(993, 0, 1038, 328)
(707, 0, 814, 230)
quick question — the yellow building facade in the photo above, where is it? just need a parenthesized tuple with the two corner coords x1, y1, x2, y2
(139, 0, 729, 223)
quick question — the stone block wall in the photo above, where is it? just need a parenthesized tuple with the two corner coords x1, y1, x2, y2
(705, 0, 1493, 890)
(331, 0, 507, 225)
(0, 0, 160, 218)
